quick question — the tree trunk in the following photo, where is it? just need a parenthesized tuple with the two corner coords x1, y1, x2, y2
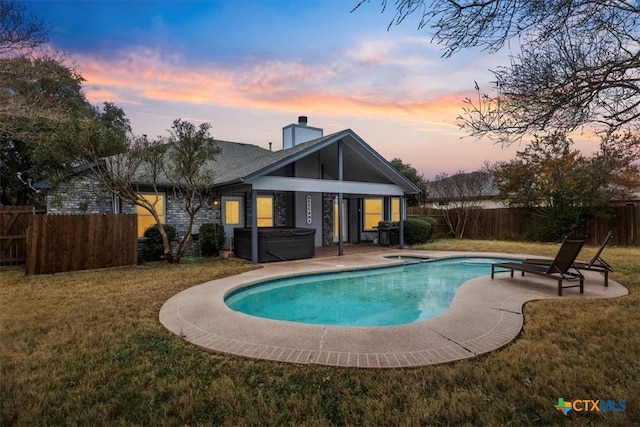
(173, 204, 201, 263)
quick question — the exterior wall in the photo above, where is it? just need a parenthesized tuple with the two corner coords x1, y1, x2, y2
(46, 174, 134, 215)
(47, 174, 221, 258)
(294, 192, 323, 247)
(239, 191, 325, 247)
(165, 190, 219, 238)
(48, 176, 219, 236)
(282, 123, 323, 149)
(142, 191, 218, 257)
(243, 192, 290, 228)
(294, 153, 321, 179)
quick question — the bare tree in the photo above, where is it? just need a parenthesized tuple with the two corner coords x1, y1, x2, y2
(87, 119, 220, 263)
(427, 166, 494, 238)
(91, 134, 170, 257)
(356, 1, 640, 145)
(161, 120, 220, 261)
(0, 0, 48, 56)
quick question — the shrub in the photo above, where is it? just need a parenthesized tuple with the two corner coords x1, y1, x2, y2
(141, 224, 177, 262)
(403, 218, 432, 245)
(199, 223, 225, 257)
(411, 216, 436, 240)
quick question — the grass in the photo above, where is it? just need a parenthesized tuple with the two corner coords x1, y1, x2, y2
(1, 241, 639, 426)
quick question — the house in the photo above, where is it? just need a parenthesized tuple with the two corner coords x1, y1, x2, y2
(422, 171, 505, 210)
(422, 172, 640, 210)
(610, 190, 640, 206)
(43, 117, 420, 263)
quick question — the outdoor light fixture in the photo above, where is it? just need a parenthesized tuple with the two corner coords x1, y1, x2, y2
(212, 197, 220, 206)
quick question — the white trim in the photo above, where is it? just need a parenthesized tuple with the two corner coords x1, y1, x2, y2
(248, 176, 405, 196)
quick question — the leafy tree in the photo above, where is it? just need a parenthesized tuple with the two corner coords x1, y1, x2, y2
(389, 157, 426, 206)
(0, 1, 94, 205)
(0, 56, 86, 138)
(492, 132, 640, 241)
(48, 102, 131, 168)
(583, 131, 640, 210)
(493, 133, 587, 240)
(0, 80, 117, 205)
(357, 1, 640, 145)
(0, 1, 82, 142)
(427, 166, 494, 238)
(87, 119, 220, 263)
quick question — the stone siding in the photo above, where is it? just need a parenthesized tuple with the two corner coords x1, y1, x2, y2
(322, 193, 335, 246)
(46, 174, 131, 215)
(47, 174, 222, 258)
(164, 190, 219, 238)
(273, 192, 288, 227)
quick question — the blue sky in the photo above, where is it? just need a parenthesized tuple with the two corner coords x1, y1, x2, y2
(23, 0, 595, 178)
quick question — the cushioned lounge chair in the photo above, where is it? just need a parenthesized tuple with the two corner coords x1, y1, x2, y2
(491, 239, 586, 296)
(523, 231, 613, 286)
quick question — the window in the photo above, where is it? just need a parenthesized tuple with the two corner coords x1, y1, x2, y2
(256, 195, 273, 227)
(136, 192, 165, 237)
(224, 199, 240, 225)
(363, 198, 383, 230)
(391, 197, 401, 222)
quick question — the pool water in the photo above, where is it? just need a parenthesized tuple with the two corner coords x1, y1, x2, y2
(225, 257, 514, 327)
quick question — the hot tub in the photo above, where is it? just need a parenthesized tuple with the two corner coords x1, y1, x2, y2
(233, 227, 316, 262)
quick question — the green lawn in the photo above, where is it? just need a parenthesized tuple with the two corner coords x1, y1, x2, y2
(1, 240, 638, 426)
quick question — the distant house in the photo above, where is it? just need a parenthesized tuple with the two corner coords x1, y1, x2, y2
(422, 172, 640, 210)
(40, 117, 420, 263)
(422, 171, 505, 210)
(610, 191, 640, 206)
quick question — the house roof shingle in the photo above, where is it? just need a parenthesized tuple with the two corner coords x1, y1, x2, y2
(38, 128, 420, 194)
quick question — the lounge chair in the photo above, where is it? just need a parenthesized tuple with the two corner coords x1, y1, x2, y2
(491, 239, 586, 296)
(523, 231, 613, 286)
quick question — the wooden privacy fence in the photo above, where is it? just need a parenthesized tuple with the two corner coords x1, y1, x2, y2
(409, 205, 640, 246)
(1, 206, 46, 265)
(26, 214, 137, 275)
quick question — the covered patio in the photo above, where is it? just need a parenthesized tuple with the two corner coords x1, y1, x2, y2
(210, 127, 420, 263)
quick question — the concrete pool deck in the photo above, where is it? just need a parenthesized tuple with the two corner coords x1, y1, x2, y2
(159, 250, 628, 368)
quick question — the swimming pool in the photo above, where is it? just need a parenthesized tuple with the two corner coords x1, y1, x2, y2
(225, 257, 514, 327)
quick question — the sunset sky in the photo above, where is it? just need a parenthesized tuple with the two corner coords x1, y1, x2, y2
(24, 0, 600, 178)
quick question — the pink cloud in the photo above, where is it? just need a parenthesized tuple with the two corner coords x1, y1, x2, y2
(72, 46, 472, 132)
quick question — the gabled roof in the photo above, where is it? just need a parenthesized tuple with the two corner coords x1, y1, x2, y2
(38, 128, 420, 194)
(209, 129, 420, 194)
(208, 134, 332, 186)
(424, 171, 500, 202)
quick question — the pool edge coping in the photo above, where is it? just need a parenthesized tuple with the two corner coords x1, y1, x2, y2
(159, 250, 629, 368)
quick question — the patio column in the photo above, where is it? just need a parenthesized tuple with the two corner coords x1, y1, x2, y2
(399, 195, 406, 249)
(251, 189, 258, 264)
(337, 139, 344, 256)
